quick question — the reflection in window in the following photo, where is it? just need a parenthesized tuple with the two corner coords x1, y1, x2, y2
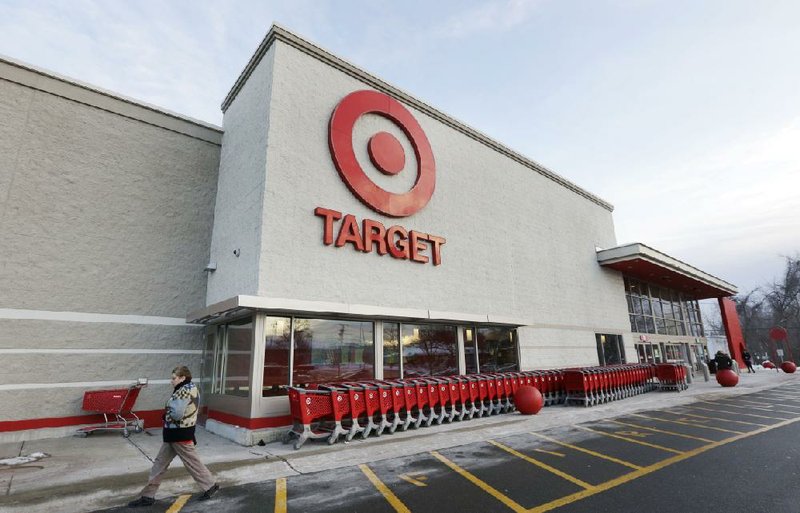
(624, 276, 705, 337)
(464, 328, 478, 374)
(477, 327, 519, 372)
(383, 323, 401, 379)
(223, 318, 253, 397)
(292, 319, 374, 386)
(263, 317, 291, 397)
(402, 324, 457, 377)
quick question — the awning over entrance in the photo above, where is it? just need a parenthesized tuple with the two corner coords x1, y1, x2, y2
(597, 243, 737, 299)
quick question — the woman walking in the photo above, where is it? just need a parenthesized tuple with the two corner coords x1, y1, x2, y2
(128, 366, 219, 507)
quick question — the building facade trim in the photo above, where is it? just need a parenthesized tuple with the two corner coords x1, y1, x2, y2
(0, 56, 223, 144)
(187, 294, 531, 326)
(0, 308, 200, 326)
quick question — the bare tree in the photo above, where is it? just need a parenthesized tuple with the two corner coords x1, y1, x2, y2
(735, 254, 800, 362)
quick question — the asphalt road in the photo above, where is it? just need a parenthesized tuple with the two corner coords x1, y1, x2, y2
(98, 383, 800, 513)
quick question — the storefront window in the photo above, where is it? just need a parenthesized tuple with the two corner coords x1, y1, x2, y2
(596, 334, 626, 365)
(625, 277, 706, 337)
(292, 319, 374, 386)
(263, 317, 291, 397)
(464, 327, 478, 374)
(383, 323, 401, 379)
(223, 317, 252, 397)
(401, 324, 457, 377)
(476, 327, 519, 372)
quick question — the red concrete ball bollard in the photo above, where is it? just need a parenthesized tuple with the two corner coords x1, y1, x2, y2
(716, 368, 739, 387)
(763, 361, 775, 369)
(515, 385, 544, 415)
(780, 361, 797, 374)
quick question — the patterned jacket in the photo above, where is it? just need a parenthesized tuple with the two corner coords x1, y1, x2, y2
(163, 380, 199, 443)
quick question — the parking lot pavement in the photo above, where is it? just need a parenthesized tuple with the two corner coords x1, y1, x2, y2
(93, 382, 800, 513)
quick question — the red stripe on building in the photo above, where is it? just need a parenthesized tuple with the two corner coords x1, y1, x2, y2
(0, 410, 163, 432)
(207, 409, 292, 429)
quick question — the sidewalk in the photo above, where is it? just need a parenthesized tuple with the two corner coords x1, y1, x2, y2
(1, 370, 794, 513)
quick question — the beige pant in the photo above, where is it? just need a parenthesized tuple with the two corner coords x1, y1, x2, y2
(140, 442, 215, 498)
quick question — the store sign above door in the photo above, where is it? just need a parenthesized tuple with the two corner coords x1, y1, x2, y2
(315, 90, 446, 266)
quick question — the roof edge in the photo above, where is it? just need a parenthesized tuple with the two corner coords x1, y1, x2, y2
(187, 294, 529, 326)
(0, 54, 223, 144)
(597, 242, 737, 295)
(221, 24, 614, 212)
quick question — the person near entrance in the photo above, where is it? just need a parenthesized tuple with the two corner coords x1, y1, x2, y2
(743, 350, 756, 373)
(715, 351, 733, 371)
(128, 366, 219, 507)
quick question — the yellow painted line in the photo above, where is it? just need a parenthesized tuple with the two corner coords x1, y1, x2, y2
(488, 440, 593, 489)
(526, 414, 800, 513)
(732, 398, 800, 410)
(431, 451, 528, 513)
(698, 400, 781, 413)
(687, 405, 787, 421)
(631, 413, 744, 435)
(528, 432, 642, 470)
(672, 410, 767, 427)
(608, 419, 715, 443)
(713, 400, 775, 411)
(275, 477, 287, 513)
(398, 472, 428, 487)
(533, 448, 565, 458)
(360, 464, 411, 513)
(577, 426, 684, 454)
(166, 495, 191, 513)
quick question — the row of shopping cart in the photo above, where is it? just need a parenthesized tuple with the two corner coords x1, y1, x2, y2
(562, 363, 660, 407)
(285, 363, 689, 449)
(284, 371, 564, 450)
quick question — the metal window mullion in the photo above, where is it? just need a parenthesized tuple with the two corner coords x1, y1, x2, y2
(398, 323, 404, 379)
(375, 321, 384, 380)
(288, 316, 295, 387)
(456, 325, 466, 375)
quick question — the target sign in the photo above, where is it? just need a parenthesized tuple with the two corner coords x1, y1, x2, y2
(329, 90, 435, 218)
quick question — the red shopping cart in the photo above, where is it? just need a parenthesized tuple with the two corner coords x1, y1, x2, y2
(77, 378, 148, 438)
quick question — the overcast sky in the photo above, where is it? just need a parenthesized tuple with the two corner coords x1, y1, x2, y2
(1, 0, 798, 299)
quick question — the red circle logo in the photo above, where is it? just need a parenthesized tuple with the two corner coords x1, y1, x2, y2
(329, 90, 435, 217)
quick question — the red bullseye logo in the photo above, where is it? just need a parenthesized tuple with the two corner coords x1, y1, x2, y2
(329, 90, 435, 217)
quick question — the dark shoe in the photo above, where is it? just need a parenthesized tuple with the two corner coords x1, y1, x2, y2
(199, 483, 219, 501)
(127, 496, 155, 507)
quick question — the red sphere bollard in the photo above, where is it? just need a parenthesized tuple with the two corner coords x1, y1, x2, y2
(780, 361, 797, 373)
(515, 385, 544, 415)
(716, 369, 739, 387)
(763, 361, 775, 369)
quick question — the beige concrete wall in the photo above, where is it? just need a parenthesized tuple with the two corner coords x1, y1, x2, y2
(0, 58, 221, 428)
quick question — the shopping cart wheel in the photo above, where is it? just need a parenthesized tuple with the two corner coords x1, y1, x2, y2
(123, 429, 130, 438)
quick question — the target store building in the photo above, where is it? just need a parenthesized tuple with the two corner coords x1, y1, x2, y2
(0, 25, 744, 444)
